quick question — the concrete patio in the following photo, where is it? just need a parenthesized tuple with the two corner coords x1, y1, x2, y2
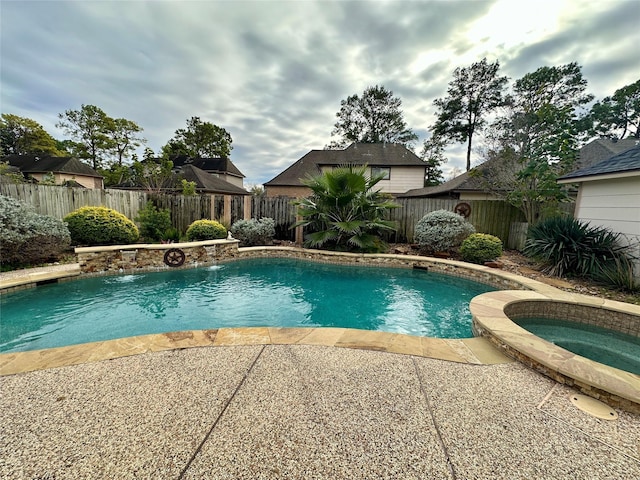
(1, 343, 639, 479)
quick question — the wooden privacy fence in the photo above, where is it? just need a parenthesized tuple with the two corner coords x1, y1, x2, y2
(0, 183, 147, 223)
(2, 183, 566, 248)
(385, 198, 525, 244)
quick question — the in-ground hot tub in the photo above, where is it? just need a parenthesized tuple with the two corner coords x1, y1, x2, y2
(471, 291, 640, 414)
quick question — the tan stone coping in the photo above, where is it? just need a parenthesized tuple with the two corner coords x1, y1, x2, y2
(0, 264, 81, 291)
(74, 238, 239, 253)
(471, 290, 640, 412)
(0, 327, 513, 376)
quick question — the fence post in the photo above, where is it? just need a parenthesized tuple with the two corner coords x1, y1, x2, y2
(223, 195, 232, 226)
(295, 214, 304, 246)
(244, 195, 252, 220)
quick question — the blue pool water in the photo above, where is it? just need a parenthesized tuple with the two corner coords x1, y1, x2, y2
(0, 258, 496, 353)
(516, 317, 640, 375)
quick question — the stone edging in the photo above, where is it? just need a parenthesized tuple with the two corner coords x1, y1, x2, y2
(471, 291, 640, 413)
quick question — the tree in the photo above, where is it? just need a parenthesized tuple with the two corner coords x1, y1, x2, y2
(56, 105, 114, 169)
(249, 184, 265, 196)
(330, 85, 418, 148)
(294, 165, 399, 252)
(130, 157, 175, 192)
(419, 135, 447, 186)
(590, 79, 640, 139)
(0, 114, 64, 156)
(161, 116, 232, 158)
(108, 118, 146, 165)
(484, 62, 594, 224)
(433, 58, 509, 171)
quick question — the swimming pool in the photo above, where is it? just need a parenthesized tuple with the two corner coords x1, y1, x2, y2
(0, 257, 495, 352)
(515, 317, 640, 375)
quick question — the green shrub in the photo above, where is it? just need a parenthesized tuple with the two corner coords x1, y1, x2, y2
(524, 216, 637, 289)
(230, 218, 275, 246)
(64, 206, 139, 246)
(293, 165, 399, 253)
(135, 201, 172, 242)
(460, 233, 503, 264)
(414, 209, 475, 252)
(162, 227, 181, 243)
(185, 219, 227, 241)
(0, 195, 71, 266)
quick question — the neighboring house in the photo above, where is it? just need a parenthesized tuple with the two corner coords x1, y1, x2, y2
(576, 137, 639, 171)
(2, 155, 104, 189)
(171, 156, 245, 188)
(558, 144, 640, 279)
(179, 165, 249, 195)
(264, 143, 427, 197)
(400, 138, 640, 200)
(399, 157, 508, 200)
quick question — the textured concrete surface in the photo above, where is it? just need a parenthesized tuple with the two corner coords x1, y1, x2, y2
(2, 345, 638, 479)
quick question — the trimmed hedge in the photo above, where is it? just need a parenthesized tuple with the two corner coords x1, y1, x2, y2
(230, 218, 275, 246)
(460, 233, 503, 264)
(64, 206, 139, 246)
(414, 209, 475, 252)
(185, 219, 227, 241)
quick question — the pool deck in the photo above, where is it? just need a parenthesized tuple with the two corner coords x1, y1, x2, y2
(1, 264, 639, 478)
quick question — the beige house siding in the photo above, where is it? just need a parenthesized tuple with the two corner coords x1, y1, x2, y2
(220, 174, 244, 188)
(318, 165, 424, 194)
(574, 176, 640, 278)
(379, 166, 424, 194)
(29, 172, 103, 189)
(209, 172, 244, 188)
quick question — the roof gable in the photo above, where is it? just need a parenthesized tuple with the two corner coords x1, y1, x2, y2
(265, 143, 424, 186)
(576, 138, 639, 170)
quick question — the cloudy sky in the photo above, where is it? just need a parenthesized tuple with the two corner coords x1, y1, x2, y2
(2, 0, 639, 187)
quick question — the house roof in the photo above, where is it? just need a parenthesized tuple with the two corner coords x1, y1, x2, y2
(170, 156, 245, 178)
(576, 137, 639, 170)
(3, 155, 103, 178)
(558, 144, 640, 182)
(399, 157, 511, 198)
(179, 165, 249, 195)
(264, 143, 425, 186)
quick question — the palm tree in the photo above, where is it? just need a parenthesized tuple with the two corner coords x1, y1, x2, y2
(294, 165, 399, 252)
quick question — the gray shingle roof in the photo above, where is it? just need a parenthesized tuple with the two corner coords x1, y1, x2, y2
(171, 156, 245, 178)
(399, 157, 513, 198)
(576, 137, 639, 170)
(3, 155, 102, 178)
(559, 144, 640, 181)
(264, 143, 425, 186)
(179, 165, 249, 195)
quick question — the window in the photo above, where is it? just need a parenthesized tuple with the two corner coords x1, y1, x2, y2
(371, 166, 390, 180)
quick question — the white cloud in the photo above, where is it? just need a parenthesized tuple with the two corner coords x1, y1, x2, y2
(1, 0, 639, 186)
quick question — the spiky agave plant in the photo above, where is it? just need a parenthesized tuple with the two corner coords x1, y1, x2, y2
(293, 165, 399, 252)
(524, 216, 637, 289)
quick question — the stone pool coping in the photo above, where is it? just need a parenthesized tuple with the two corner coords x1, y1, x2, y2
(0, 327, 513, 376)
(1, 246, 639, 413)
(471, 290, 640, 413)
